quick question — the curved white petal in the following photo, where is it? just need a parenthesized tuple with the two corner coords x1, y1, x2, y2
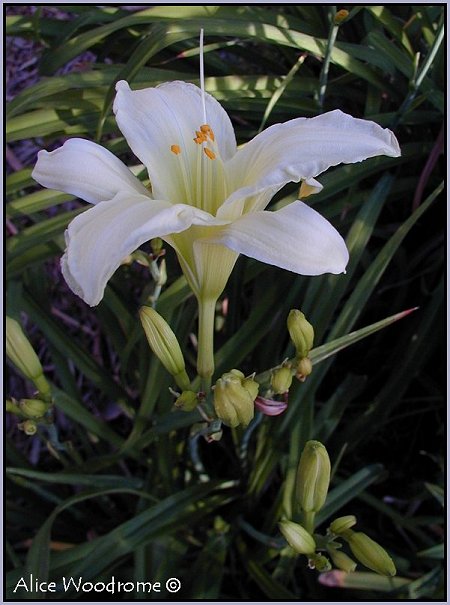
(62, 193, 221, 306)
(32, 138, 149, 204)
(219, 109, 400, 217)
(113, 80, 236, 202)
(203, 200, 349, 276)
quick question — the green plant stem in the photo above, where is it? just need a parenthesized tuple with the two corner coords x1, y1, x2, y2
(197, 297, 216, 391)
(302, 510, 316, 534)
(317, 8, 339, 109)
(392, 17, 444, 127)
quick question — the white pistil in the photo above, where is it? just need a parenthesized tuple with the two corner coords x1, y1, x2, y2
(199, 29, 207, 125)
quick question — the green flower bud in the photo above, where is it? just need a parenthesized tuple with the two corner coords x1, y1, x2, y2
(296, 357, 313, 381)
(327, 545, 357, 573)
(347, 532, 396, 577)
(213, 370, 256, 428)
(19, 399, 49, 419)
(6, 317, 51, 397)
(271, 366, 293, 394)
(140, 306, 190, 390)
(156, 258, 167, 287)
(174, 390, 198, 411)
(287, 310, 314, 358)
(151, 237, 163, 255)
(279, 521, 316, 555)
(329, 515, 357, 536)
(242, 377, 259, 401)
(296, 440, 331, 513)
(309, 553, 332, 571)
(21, 419, 38, 436)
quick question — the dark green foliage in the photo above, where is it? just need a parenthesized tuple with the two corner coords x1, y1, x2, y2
(6, 5, 444, 600)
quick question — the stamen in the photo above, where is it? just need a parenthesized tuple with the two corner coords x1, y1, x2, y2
(194, 131, 207, 144)
(203, 148, 216, 160)
(200, 124, 215, 142)
(171, 144, 193, 204)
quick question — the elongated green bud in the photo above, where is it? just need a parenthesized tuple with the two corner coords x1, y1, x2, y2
(279, 521, 316, 555)
(347, 532, 396, 577)
(6, 317, 51, 397)
(140, 306, 190, 390)
(287, 310, 314, 358)
(213, 369, 257, 428)
(271, 366, 293, 394)
(19, 398, 49, 419)
(296, 440, 331, 513)
(329, 515, 357, 536)
(327, 545, 357, 573)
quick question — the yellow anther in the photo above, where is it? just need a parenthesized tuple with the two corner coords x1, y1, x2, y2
(203, 147, 216, 160)
(200, 124, 215, 141)
(170, 144, 181, 155)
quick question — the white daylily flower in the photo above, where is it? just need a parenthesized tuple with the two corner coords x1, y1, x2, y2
(32, 80, 400, 309)
(32, 79, 400, 380)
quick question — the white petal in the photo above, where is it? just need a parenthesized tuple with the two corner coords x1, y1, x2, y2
(203, 201, 349, 276)
(113, 80, 236, 201)
(62, 193, 220, 306)
(32, 138, 149, 204)
(220, 109, 400, 216)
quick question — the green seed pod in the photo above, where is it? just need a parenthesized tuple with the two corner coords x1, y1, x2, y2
(174, 390, 198, 411)
(271, 366, 293, 394)
(347, 532, 396, 577)
(287, 310, 314, 358)
(329, 515, 357, 536)
(140, 306, 190, 390)
(19, 399, 49, 419)
(296, 440, 331, 513)
(327, 546, 357, 573)
(213, 370, 256, 428)
(279, 521, 316, 555)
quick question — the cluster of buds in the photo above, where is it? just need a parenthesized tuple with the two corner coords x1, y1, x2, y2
(328, 518, 396, 576)
(279, 440, 396, 577)
(213, 370, 259, 428)
(287, 310, 314, 381)
(6, 397, 53, 437)
(6, 317, 54, 438)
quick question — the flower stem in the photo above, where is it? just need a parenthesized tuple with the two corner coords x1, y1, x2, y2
(197, 297, 216, 391)
(302, 510, 316, 534)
